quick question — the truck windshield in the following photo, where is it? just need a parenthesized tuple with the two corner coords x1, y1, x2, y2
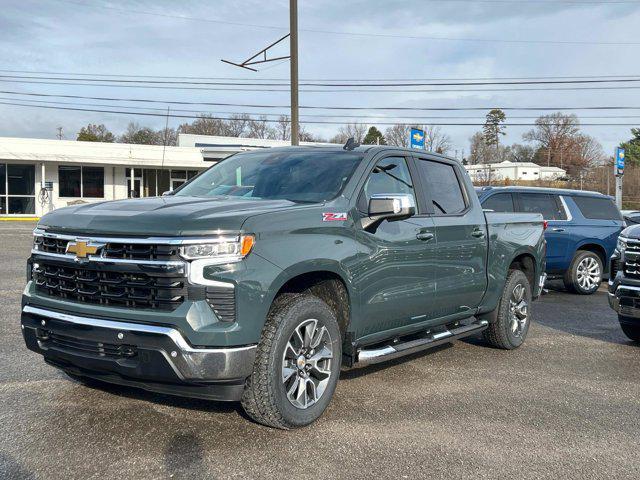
(175, 149, 363, 203)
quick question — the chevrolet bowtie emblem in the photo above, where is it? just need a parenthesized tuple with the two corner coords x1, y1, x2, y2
(66, 240, 101, 259)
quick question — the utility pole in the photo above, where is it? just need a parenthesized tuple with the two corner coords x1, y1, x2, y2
(56, 127, 63, 140)
(289, 0, 299, 146)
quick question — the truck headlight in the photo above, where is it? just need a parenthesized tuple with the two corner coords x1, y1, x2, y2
(179, 235, 255, 262)
(617, 236, 627, 253)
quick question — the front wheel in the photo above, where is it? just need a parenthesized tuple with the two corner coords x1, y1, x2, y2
(564, 251, 602, 295)
(241, 293, 342, 429)
(619, 317, 640, 342)
(483, 269, 532, 350)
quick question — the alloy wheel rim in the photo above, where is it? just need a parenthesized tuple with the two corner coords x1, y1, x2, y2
(576, 257, 601, 291)
(509, 283, 528, 337)
(282, 319, 333, 410)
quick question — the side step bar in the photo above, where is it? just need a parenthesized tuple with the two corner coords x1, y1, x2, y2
(355, 319, 489, 367)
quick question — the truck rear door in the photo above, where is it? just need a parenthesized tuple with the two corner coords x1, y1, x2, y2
(412, 156, 488, 319)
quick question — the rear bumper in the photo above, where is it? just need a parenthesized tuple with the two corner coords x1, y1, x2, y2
(21, 305, 256, 401)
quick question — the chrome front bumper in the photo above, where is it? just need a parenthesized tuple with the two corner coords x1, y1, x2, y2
(21, 305, 256, 382)
(608, 284, 640, 319)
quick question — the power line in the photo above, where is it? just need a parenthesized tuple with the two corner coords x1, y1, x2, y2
(6, 97, 640, 123)
(2, 88, 640, 112)
(4, 74, 640, 87)
(2, 69, 640, 82)
(3, 78, 640, 94)
(6, 96, 640, 120)
(61, 0, 640, 46)
(0, 100, 638, 126)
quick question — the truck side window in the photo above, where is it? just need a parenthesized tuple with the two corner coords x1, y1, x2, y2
(517, 193, 565, 220)
(482, 193, 515, 212)
(358, 157, 415, 212)
(415, 160, 466, 215)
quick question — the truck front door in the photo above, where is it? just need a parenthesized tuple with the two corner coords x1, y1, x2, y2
(351, 155, 437, 338)
(413, 156, 488, 319)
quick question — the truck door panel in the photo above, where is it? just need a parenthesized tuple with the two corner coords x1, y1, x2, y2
(413, 157, 488, 318)
(349, 155, 437, 337)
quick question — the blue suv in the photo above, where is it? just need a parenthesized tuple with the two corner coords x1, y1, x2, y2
(476, 186, 624, 295)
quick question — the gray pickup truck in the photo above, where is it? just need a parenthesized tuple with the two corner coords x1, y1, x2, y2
(22, 145, 546, 429)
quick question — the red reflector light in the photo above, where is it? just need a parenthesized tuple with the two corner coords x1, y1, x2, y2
(543, 220, 548, 230)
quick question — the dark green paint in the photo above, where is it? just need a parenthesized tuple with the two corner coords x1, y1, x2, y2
(27, 146, 545, 349)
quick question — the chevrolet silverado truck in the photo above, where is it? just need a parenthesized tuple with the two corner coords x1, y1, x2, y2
(608, 226, 640, 342)
(22, 145, 546, 429)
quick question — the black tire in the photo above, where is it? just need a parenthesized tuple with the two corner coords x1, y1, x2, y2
(619, 317, 640, 342)
(241, 293, 342, 429)
(483, 269, 532, 350)
(563, 250, 603, 295)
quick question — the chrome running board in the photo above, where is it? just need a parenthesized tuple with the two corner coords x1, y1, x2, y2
(356, 319, 489, 367)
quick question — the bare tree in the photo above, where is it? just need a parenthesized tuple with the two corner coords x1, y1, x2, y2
(523, 113, 604, 176)
(159, 127, 178, 146)
(276, 115, 291, 141)
(468, 132, 492, 164)
(424, 125, 452, 154)
(177, 115, 227, 136)
(331, 123, 368, 144)
(247, 116, 276, 139)
(222, 114, 251, 137)
(384, 124, 411, 147)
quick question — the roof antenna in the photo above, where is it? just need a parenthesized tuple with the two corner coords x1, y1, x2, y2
(343, 137, 359, 151)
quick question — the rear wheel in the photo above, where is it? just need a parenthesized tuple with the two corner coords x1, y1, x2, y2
(619, 317, 640, 342)
(241, 293, 341, 429)
(483, 269, 532, 350)
(564, 250, 602, 295)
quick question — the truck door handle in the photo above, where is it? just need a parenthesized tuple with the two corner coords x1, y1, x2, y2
(416, 232, 434, 241)
(471, 230, 485, 238)
(551, 228, 565, 232)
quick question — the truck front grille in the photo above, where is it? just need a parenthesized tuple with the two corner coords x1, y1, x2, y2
(33, 261, 186, 311)
(623, 241, 640, 279)
(34, 236, 181, 262)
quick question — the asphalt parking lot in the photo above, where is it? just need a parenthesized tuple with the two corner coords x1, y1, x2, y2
(1, 223, 639, 479)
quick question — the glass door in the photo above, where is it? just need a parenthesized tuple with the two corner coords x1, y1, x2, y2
(127, 168, 142, 198)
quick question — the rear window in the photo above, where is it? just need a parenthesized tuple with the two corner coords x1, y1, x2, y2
(572, 195, 622, 220)
(482, 193, 514, 213)
(517, 193, 567, 220)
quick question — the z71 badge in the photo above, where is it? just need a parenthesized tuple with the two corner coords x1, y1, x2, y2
(322, 212, 348, 222)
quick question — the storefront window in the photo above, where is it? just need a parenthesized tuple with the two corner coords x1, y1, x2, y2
(0, 163, 35, 215)
(59, 166, 81, 197)
(8, 164, 35, 195)
(8, 197, 35, 215)
(59, 165, 104, 198)
(82, 166, 104, 198)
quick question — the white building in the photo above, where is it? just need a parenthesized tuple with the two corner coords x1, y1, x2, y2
(465, 161, 566, 183)
(0, 136, 248, 218)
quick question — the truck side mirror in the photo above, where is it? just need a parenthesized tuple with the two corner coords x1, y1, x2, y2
(162, 190, 174, 196)
(362, 193, 416, 231)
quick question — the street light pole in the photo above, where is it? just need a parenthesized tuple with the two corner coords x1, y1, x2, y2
(289, 0, 299, 146)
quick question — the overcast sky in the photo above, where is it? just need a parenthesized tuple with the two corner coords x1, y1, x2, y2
(0, 0, 639, 157)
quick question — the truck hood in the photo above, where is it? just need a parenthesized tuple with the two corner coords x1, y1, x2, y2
(622, 224, 640, 240)
(38, 196, 304, 236)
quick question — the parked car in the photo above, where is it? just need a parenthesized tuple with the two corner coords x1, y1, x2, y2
(22, 145, 546, 429)
(608, 226, 640, 342)
(621, 210, 640, 225)
(476, 186, 624, 295)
